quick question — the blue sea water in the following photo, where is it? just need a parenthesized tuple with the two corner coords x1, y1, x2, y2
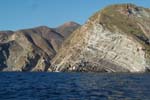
(0, 72, 150, 100)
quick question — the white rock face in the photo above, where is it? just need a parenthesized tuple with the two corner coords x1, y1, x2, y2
(51, 4, 150, 72)
(51, 21, 147, 72)
(85, 23, 147, 72)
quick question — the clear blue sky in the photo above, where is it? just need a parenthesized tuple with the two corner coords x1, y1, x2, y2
(0, 0, 150, 31)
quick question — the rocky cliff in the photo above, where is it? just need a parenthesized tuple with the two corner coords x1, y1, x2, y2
(51, 4, 150, 72)
(0, 22, 80, 71)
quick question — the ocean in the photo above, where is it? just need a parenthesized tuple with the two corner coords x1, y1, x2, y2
(0, 72, 150, 100)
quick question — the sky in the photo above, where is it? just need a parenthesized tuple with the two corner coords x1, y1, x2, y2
(0, 0, 150, 31)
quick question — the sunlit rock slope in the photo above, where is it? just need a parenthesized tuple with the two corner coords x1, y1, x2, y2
(51, 4, 150, 72)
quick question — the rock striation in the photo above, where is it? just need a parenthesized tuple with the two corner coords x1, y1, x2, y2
(51, 4, 150, 72)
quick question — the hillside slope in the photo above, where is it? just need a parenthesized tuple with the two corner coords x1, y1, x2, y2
(51, 4, 150, 72)
(0, 22, 80, 71)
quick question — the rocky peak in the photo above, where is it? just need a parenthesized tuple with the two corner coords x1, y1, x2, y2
(62, 21, 79, 26)
(55, 21, 81, 38)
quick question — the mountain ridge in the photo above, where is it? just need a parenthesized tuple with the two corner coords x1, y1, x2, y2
(1, 4, 150, 72)
(0, 21, 80, 71)
(50, 4, 150, 72)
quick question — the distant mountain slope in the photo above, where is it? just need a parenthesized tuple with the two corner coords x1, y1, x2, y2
(51, 4, 150, 72)
(0, 22, 80, 71)
(55, 21, 81, 38)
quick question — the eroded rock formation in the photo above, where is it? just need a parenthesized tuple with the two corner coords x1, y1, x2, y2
(51, 4, 150, 72)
